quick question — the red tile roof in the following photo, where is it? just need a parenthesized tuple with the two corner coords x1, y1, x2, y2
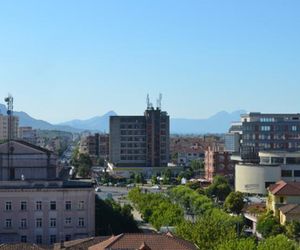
(268, 180, 300, 196)
(88, 233, 197, 250)
(279, 204, 300, 215)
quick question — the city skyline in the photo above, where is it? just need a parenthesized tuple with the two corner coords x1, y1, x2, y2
(1, 1, 300, 123)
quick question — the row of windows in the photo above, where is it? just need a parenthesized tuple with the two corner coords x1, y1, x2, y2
(120, 149, 146, 154)
(3, 217, 85, 229)
(3, 200, 85, 211)
(21, 234, 72, 244)
(243, 124, 300, 132)
(260, 117, 275, 122)
(120, 130, 146, 135)
(282, 170, 300, 177)
(120, 156, 146, 161)
(120, 124, 146, 129)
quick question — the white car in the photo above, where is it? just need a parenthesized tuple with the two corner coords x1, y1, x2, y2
(95, 187, 101, 192)
(151, 185, 161, 190)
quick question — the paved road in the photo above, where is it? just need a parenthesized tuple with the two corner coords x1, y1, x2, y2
(95, 186, 130, 201)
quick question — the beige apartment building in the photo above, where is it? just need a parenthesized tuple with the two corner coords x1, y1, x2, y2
(0, 140, 95, 245)
(0, 180, 95, 245)
(0, 114, 19, 140)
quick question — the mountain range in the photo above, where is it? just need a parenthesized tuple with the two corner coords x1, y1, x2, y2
(0, 103, 246, 134)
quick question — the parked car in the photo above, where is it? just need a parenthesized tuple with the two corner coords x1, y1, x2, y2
(95, 187, 102, 192)
(151, 185, 161, 190)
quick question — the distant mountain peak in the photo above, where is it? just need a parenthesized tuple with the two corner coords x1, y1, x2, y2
(171, 109, 247, 134)
(58, 111, 118, 132)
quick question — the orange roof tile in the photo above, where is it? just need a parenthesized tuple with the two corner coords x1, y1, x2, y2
(268, 181, 300, 196)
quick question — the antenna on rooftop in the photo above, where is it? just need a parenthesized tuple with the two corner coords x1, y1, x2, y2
(4, 94, 14, 141)
(146, 94, 153, 109)
(157, 93, 162, 110)
(4, 94, 13, 116)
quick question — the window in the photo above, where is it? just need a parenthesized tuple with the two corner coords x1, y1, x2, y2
(5, 202, 12, 211)
(65, 217, 72, 225)
(36, 235, 42, 244)
(5, 219, 12, 228)
(294, 170, 300, 177)
(292, 125, 297, 131)
(36, 201, 42, 211)
(65, 235, 71, 241)
(78, 218, 85, 227)
(50, 201, 56, 210)
(21, 201, 27, 211)
(271, 157, 284, 164)
(78, 201, 84, 210)
(21, 235, 27, 243)
(281, 170, 293, 177)
(50, 218, 56, 228)
(36, 218, 42, 228)
(286, 157, 300, 164)
(50, 235, 57, 244)
(20, 219, 27, 229)
(280, 197, 284, 203)
(65, 201, 71, 211)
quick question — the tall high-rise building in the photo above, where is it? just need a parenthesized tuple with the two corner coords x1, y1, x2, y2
(0, 114, 19, 141)
(109, 107, 169, 168)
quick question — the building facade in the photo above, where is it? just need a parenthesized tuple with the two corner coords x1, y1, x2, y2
(0, 180, 95, 245)
(0, 115, 19, 141)
(240, 113, 300, 162)
(109, 107, 169, 168)
(235, 151, 300, 194)
(224, 133, 241, 153)
(18, 126, 37, 145)
(79, 133, 109, 161)
(0, 140, 58, 181)
(205, 146, 234, 182)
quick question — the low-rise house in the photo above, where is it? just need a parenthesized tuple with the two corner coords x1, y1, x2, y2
(278, 204, 300, 225)
(267, 180, 300, 217)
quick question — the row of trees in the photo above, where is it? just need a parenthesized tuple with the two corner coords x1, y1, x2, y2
(95, 197, 139, 235)
(129, 175, 300, 249)
(168, 185, 213, 216)
(128, 188, 184, 230)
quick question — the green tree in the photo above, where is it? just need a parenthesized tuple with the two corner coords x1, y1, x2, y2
(72, 153, 93, 178)
(217, 238, 257, 250)
(224, 191, 245, 214)
(162, 169, 172, 184)
(151, 175, 158, 185)
(257, 234, 299, 250)
(256, 212, 285, 238)
(190, 159, 204, 171)
(176, 209, 243, 249)
(286, 220, 300, 240)
(95, 197, 139, 235)
(206, 175, 232, 201)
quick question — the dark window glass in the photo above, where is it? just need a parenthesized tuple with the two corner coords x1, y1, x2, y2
(281, 170, 293, 177)
(271, 157, 284, 164)
(286, 157, 300, 164)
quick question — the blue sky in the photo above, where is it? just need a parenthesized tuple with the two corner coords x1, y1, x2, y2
(0, 1, 299, 123)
